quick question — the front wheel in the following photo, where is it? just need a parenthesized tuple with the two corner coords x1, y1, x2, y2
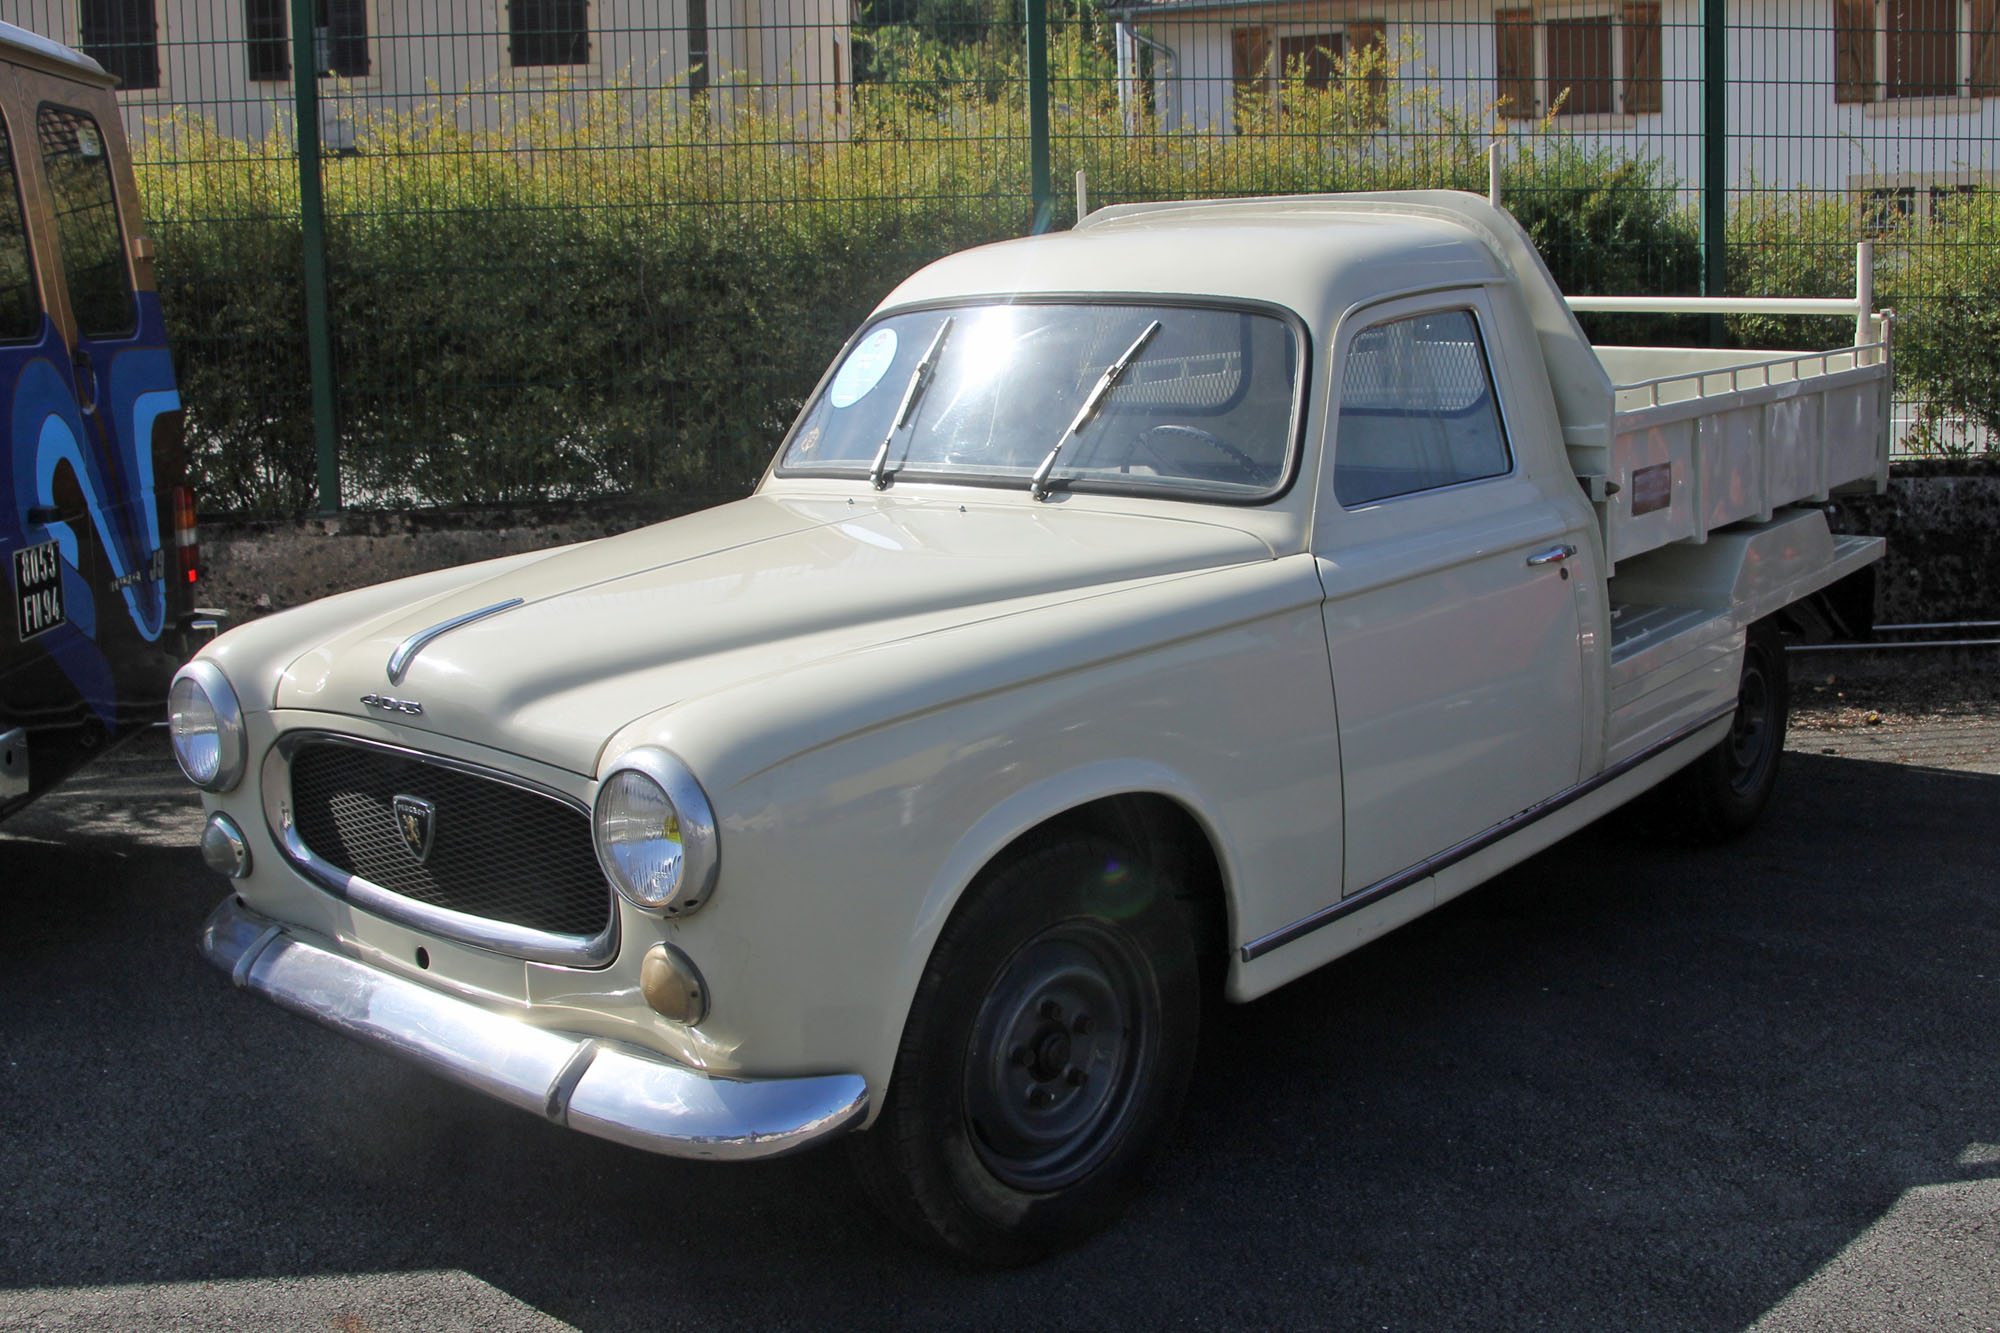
(1672, 618, 1789, 839)
(850, 835, 1201, 1266)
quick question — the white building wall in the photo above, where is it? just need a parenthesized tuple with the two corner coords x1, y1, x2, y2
(1126, 0, 1999, 196)
(0, 0, 848, 146)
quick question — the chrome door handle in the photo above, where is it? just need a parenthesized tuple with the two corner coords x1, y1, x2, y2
(1526, 544, 1577, 567)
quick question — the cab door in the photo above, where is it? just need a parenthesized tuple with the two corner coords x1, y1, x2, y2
(1314, 293, 1591, 895)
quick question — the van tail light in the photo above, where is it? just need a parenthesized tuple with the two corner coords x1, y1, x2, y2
(170, 484, 199, 587)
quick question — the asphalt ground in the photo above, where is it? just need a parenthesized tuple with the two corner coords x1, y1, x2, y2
(1, 667, 1996, 1332)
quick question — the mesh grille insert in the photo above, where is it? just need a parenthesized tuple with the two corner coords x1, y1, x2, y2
(289, 740, 612, 940)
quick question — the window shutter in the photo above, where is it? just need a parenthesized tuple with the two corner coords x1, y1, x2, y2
(1232, 26, 1273, 92)
(1496, 8, 1536, 119)
(1350, 20, 1390, 99)
(1622, 2, 1661, 112)
(1973, 0, 2000, 96)
(1835, 0, 1875, 102)
(1233, 25, 1272, 129)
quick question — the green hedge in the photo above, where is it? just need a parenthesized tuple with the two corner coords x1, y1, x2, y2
(138, 80, 1994, 515)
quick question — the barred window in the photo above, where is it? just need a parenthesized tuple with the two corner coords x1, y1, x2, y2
(79, 0, 160, 92)
(245, 0, 289, 82)
(510, 0, 590, 68)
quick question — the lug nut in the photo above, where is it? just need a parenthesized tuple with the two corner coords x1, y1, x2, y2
(1072, 1014, 1094, 1036)
(1009, 1045, 1030, 1067)
(1029, 1088, 1056, 1108)
(1066, 1068, 1088, 1087)
(1039, 999, 1063, 1021)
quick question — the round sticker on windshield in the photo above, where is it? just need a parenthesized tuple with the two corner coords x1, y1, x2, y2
(829, 328, 898, 408)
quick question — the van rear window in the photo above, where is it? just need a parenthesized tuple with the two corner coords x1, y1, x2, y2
(37, 106, 135, 340)
(0, 114, 38, 343)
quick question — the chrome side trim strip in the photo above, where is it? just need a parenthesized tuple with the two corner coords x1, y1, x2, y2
(386, 598, 523, 685)
(1239, 702, 1738, 963)
(199, 895, 872, 1162)
(264, 731, 618, 969)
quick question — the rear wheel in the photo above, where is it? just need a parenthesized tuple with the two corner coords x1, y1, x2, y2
(851, 834, 1201, 1266)
(1673, 618, 1789, 839)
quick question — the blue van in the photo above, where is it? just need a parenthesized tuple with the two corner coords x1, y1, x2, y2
(1, 20, 204, 818)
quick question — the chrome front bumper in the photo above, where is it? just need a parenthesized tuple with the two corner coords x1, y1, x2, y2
(199, 896, 869, 1161)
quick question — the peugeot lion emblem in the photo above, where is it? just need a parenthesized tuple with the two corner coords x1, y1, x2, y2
(393, 795, 436, 863)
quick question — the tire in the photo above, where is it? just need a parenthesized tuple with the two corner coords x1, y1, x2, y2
(850, 834, 1202, 1267)
(1672, 618, 1789, 839)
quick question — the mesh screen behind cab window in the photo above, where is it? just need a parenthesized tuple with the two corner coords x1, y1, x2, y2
(37, 106, 135, 340)
(1334, 309, 1512, 507)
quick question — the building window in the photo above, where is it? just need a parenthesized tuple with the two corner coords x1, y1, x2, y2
(79, 0, 160, 92)
(1840, 0, 2000, 102)
(1859, 177, 1985, 231)
(1835, 0, 2000, 102)
(510, 0, 590, 69)
(1495, 4, 1661, 118)
(1278, 33, 1344, 91)
(1232, 22, 1387, 117)
(242, 0, 370, 80)
(245, 0, 289, 81)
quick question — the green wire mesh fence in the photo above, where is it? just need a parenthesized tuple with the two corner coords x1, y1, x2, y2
(3, 0, 1995, 513)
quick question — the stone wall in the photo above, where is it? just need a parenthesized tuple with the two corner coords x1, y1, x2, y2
(201, 492, 740, 620)
(1829, 461, 2000, 624)
(199, 465, 2000, 626)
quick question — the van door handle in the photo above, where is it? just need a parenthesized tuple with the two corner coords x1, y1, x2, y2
(1526, 543, 1577, 567)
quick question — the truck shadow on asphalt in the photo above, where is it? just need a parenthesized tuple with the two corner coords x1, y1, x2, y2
(1, 749, 1994, 1330)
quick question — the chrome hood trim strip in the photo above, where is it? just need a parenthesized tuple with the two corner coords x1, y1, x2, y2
(200, 896, 871, 1162)
(386, 598, 523, 685)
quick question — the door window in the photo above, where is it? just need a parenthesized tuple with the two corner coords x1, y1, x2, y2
(37, 105, 135, 340)
(0, 113, 40, 343)
(1333, 308, 1511, 507)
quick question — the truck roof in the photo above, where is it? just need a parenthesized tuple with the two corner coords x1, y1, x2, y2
(879, 190, 1614, 439)
(882, 197, 1500, 328)
(0, 20, 116, 88)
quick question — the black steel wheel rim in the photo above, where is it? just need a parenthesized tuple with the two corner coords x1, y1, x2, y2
(1726, 646, 1776, 794)
(962, 920, 1156, 1192)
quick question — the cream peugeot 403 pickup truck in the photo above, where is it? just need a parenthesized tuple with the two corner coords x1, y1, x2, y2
(179, 192, 1889, 1265)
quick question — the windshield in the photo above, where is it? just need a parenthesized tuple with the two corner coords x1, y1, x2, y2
(779, 302, 1301, 501)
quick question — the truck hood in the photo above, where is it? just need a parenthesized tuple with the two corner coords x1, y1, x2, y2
(273, 494, 1271, 773)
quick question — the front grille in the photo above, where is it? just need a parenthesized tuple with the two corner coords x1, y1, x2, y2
(288, 739, 612, 940)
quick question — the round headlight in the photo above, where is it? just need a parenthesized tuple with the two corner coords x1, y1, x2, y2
(169, 660, 246, 792)
(593, 747, 718, 916)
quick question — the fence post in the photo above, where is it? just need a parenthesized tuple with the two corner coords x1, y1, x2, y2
(1701, 0, 1727, 346)
(289, 0, 341, 514)
(1025, 0, 1053, 233)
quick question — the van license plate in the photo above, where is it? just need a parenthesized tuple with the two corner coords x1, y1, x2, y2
(13, 540, 67, 641)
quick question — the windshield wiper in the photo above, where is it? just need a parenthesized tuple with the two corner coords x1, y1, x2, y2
(1029, 320, 1161, 501)
(869, 317, 954, 490)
